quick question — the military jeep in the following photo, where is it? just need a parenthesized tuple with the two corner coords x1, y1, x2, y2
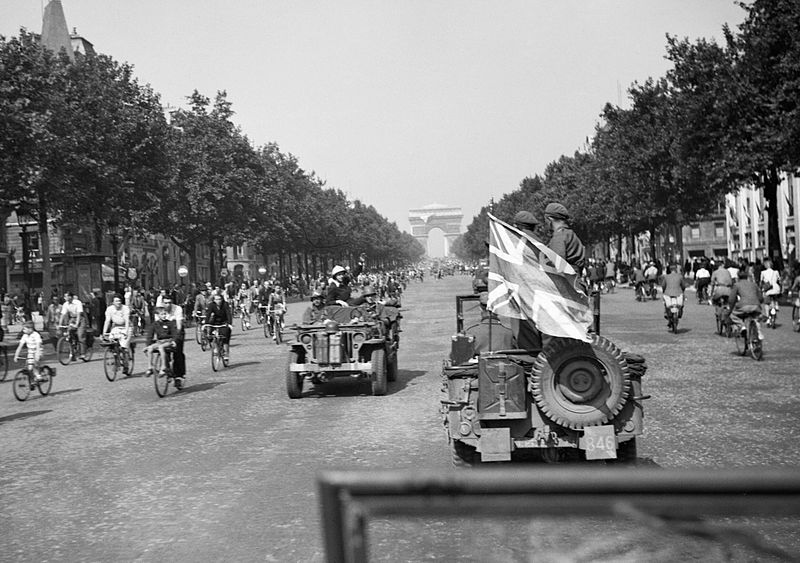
(286, 304, 401, 398)
(442, 294, 647, 466)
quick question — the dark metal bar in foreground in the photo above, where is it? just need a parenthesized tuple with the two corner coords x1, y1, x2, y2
(318, 468, 800, 563)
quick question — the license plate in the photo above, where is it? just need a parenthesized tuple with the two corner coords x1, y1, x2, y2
(581, 425, 617, 460)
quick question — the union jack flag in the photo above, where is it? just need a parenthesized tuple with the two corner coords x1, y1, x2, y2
(486, 213, 592, 341)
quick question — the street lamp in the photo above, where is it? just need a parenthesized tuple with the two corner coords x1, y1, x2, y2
(108, 219, 120, 295)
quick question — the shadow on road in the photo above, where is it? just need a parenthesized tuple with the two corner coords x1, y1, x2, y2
(0, 410, 52, 424)
(167, 381, 226, 397)
(44, 388, 82, 398)
(386, 369, 428, 395)
(228, 361, 261, 370)
(300, 379, 372, 398)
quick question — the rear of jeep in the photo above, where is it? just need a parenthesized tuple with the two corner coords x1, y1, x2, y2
(286, 306, 398, 398)
(441, 295, 647, 466)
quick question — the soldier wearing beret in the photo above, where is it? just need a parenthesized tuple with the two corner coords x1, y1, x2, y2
(513, 210, 542, 242)
(544, 202, 586, 271)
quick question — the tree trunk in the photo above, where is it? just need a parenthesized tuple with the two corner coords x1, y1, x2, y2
(764, 166, 783, 271)
(209, 238, 216, 282)
(37, 194, 52, 308)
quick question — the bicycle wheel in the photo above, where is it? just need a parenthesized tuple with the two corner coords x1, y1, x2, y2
(124, 347, 134, 375)
(241, 314, 247, 331)
(748, 320, 763, 361)
(37, 366, 53, 396)
(0, 349, 7, 382)
(733, 327, 746, 356)
(56, 337, 72, 365)
(222, 343, 229, 367)
(13, 370, 31, 401)
(211, 342, 222, 372)
(103, 346, 119, 382)
(263, 318, 270, 339)
(793, 306, 800, 332)
(195, 323, 203, 345)
(274, 319, 282, 344)
(83, 341, 94, 362)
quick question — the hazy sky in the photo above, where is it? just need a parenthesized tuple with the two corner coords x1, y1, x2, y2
(2, 1, 746, 235)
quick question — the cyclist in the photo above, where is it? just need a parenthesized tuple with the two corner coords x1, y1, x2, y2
(144, 306, 178, 377)
(205, 293, 232, 361)
(644, 261, 659, 296)
(59, 291, 88, 360)
(631, 263, 646, 300)
(759, 259, 781, 325)
(13, 320, 44, 381)
(102, 294, 132, 373)
(160, 294, 186, 383)
(710, 261, 734, 306)
(302, 290, 327, 324)
(237, 282, 253, 329)
(661, 264, 687, 323)
(193, 287, 209, 323)
(694, 260, 711, 304)
(268, 285, 287, 339)
(129, 289, 148, 334)
(729, 269, 764, 340)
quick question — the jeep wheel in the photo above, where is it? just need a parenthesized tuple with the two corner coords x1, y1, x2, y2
(286, 351, 303, 399)
(451, 440, 478, 468)
(530, 334, 630, 430)
(387, 350, 398, 382)
(370, 348, 387, 396)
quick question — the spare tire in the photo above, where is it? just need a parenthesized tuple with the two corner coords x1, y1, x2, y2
(530, 334, 630, 429)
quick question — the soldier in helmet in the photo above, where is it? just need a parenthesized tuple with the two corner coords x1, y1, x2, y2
(303, 290, 327, 324)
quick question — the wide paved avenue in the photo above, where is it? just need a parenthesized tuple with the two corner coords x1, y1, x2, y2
(2, 276, 799, 561)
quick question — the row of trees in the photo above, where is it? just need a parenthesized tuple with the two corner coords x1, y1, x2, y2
(455, 0, 799, 269)
(1, 30, 424, 303)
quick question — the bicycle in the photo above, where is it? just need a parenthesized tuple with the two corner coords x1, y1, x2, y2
(100, 333, 135, 382)
(791, 291, 800, 333)
(713, 297, 733, 337)
(204, 324, 229, 371)
(634, 282, 648, 302)
(12, 361, 55, 401)
(665, 296, 681, 334)
(239, 303, 251, 331)
(647, 280, 658, 300)
(733, 312, 763, 361)
(193, 312, 208, 347)
(764, 296, 779, 329)
(267, 307, 283, 344)
(56, 325, 94, 365)
(150, 347, 181, 397)
(256, 302, 270, 326)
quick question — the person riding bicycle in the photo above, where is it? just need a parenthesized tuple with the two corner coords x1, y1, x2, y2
(268, 285, 287, 339)
(129, 289, 148, 332)
(13, 320, 44, 381)
(144, 307, 178, 377)
(205, 293, 232, 361)
(729, 269, 764, 340)
(237, 282, 253, 328)
(102, 294, 133, 372)
(643, 261, 659, 295)
(302, 290, 327, 324)
(661, 264, 687, 322)
(709, 261, 734, 306)
(759, 259, 782, 323)
(193, 287, 209, 322)
(160, 294, 187, 383)
(694, 260, 711, 304)
(59, 291, 88, 361)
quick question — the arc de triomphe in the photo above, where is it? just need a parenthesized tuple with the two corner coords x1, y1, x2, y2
(408, 204, 463, 256)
